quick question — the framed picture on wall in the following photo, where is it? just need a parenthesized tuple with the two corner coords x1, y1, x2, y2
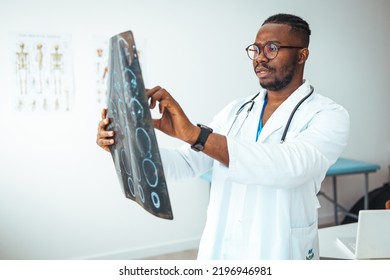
(11, 32, 74, 112)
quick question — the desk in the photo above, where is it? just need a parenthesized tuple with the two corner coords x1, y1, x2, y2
(319, 222, 357, 259)
(318, 158, 380, 225)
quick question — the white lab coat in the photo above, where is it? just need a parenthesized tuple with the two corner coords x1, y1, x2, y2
(160, 81, 350, 259)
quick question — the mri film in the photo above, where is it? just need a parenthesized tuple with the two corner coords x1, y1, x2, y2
(106, 31, 173, 220)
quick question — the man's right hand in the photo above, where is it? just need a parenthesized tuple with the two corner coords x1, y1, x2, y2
(96, 108, 115, 152)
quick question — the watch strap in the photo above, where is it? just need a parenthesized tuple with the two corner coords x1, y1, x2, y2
(191, 124, 213, 152)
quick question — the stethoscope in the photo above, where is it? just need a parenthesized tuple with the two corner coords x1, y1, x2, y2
(227, 85, 314, 143)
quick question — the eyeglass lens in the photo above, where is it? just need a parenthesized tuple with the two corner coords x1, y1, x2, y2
(246, 43, 279, 60)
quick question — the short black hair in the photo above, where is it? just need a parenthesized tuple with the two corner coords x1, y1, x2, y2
(262, 13, 311, 47)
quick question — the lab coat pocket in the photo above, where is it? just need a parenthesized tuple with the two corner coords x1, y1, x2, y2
(289, 221, 319, 260)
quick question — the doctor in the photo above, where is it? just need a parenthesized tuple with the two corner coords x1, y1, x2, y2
(97, 13, 350, 259)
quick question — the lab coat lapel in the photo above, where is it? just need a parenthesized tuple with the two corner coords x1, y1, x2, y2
(238, 91, 267, 141)
(257, 83, 311, 143)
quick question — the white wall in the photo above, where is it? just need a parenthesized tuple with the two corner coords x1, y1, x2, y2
(0, 0, 389, 259)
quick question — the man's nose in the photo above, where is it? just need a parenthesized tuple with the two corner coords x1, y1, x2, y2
(254, 49, 269, 62)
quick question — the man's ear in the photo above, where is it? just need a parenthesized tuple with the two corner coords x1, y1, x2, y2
(298, 48, 309, 64)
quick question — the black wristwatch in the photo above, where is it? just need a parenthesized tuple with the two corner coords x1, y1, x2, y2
(191, 124, 213, 152)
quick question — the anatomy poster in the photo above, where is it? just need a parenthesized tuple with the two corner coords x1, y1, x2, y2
(11, 32, 74, 112)
(106, 31, 173, 220)
(94, 40, 109, 107)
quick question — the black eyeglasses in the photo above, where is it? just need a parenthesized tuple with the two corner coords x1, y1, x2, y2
(245, 42, 305, 60)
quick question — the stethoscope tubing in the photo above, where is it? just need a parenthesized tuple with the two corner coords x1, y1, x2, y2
(227, 85, 314, 143)
(280, 85, 314, 143)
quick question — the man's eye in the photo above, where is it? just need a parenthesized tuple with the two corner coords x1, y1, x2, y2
(249, 46, 258, 53)
(267, 44, 279, 52)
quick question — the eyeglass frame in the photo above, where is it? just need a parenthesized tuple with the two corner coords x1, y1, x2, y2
(245, 42, 305, 60)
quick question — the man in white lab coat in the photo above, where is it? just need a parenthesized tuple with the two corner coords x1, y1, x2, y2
(97, 13, 350, 259)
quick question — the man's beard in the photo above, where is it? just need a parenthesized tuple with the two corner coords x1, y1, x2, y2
(259, 63, 296, 91)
